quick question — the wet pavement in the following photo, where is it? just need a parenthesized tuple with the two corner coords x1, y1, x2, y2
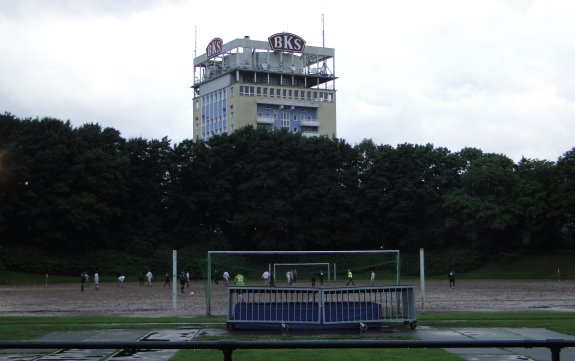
(0, 329, 199, 361)
(1, 327, 574, 360)
(415, 327, 575, 361)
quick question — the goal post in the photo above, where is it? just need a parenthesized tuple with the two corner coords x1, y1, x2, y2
(201, 250, 401, 315)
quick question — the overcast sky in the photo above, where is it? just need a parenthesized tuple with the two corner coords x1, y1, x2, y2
(1, 0, 574, 162)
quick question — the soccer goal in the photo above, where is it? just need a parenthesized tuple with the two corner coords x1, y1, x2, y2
(201, 250, 401, 315)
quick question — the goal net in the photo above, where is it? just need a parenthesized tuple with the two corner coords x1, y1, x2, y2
(274, 263, 331, 284)
(201, 250, 400, 315)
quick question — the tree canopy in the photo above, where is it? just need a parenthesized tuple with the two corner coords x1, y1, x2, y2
(1, 113, 574, 273)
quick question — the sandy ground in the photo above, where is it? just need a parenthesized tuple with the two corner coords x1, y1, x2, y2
(1, 279, 574, 317)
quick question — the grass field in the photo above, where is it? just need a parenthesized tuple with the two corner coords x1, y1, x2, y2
(3, 312, 574, 340)
(2, 312, 575, 361)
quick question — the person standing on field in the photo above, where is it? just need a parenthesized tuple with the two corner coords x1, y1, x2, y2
(262, 270, 270, 286)
(449, 270, 456, 289)
(164, 272, 171, 288)
(370, 270, 375, 286)
(138, 271, 145, 287)
(346, 269, 354, 286)
(223, 271, 230, 286)
(179, 272, 187, 293)
(118, 274, 126, 287)
(234, 271, 247, 301)
(94, 272, 100, 290)
(80, 272, 88, 292)
(146, 271, 153, 287)
(286, 270, 293, 285)
(234, 272, 246, 286)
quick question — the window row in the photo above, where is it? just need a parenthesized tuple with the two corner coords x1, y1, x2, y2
(258, 112, 316, 122)
(239, 86, 334, 102)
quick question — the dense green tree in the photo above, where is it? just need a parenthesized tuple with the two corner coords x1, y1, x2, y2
(290, 135, 360, 249)
(2, 117, 78, 247)
(357, 143, 459, 251)
(2, 114, 575, 275)
(63, 123, 129, 248)
(0, 118, 130, 250)
(556, 148, 575, 246)
(165, 138, 221, 248)
(513, 157, 559, 248)
(443, 152, 518, 248)
(0, 113, 23, 237)
(192, 128, 360, 250)
(118, 137, 172, 251)
(206, 128, 308, 249)
(0, 113, 20, 149)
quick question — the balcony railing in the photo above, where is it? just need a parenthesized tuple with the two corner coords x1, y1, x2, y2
(300, 119, 320, 127)
(256, 117, 274, 124)
(301, 131, 320, 138)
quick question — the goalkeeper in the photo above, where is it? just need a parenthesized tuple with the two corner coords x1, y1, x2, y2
(234, 271, 247, 302)
(234, 272, 246, 286)
(346, 269, 355, 286)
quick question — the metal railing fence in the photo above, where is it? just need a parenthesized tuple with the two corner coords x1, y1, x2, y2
(227, 285, 416, 329)
(1, 339, 575, 361)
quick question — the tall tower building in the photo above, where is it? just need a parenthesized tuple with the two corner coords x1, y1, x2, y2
(192, 33, 336, 140)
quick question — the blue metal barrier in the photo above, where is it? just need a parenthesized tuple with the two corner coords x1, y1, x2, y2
(227, 285, 417, 330)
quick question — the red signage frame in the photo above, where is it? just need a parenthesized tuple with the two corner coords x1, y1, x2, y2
(268, 33, 306, 53)
(206, 38, 223, 59)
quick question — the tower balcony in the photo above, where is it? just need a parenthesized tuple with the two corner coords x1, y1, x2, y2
(256, 117, 274, 124)
(301, 131, 320, 137)
(300, 119, 320, 127)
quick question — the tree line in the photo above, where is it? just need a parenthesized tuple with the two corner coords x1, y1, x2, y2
(0, 113, 574, 273)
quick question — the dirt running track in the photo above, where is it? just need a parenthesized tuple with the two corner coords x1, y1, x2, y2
(1, 280, 574, 317)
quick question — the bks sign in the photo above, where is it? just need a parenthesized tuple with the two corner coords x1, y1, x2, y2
(206, 38, 223, 59)
(268, 33, 306, 53)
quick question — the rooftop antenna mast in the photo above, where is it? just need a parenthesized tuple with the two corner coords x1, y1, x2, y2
(193, 25, 197, 93)
(321, 14, 327, 87)
(194, 25, 197, 58)
(322, 13, 325, 47)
